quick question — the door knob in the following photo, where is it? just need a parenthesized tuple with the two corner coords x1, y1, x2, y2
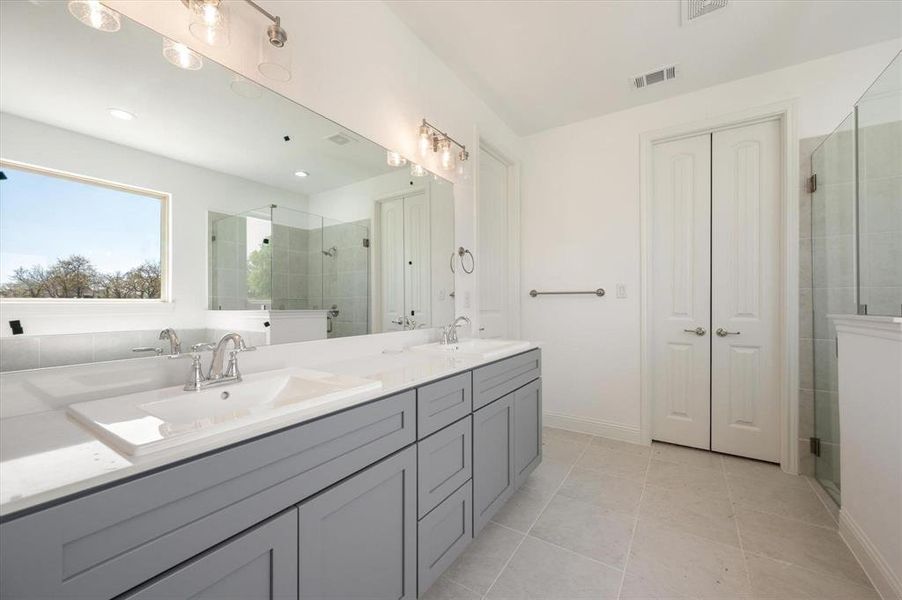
(683, 327, 707, 336)
(715, 328, 741, 337)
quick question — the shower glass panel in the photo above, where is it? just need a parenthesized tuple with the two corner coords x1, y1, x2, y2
(857, 53, 902, 317)
(810, 113, 856, 505)
(270, 206, 324, 311)
(322, 217, 370, 338)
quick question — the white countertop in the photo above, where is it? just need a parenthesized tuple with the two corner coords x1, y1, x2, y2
(0, 344, 538, 518)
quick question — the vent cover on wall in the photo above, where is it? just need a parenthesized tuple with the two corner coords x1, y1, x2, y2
(681, 0, 728, 24)
(632, 65, 677, 90)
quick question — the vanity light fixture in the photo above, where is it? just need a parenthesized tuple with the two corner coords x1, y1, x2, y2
(410, 163, 428, 178)
(162, 38, 204, 70)
(67, 0, 121, 32)
(386, 151, 407, 167)
(108, 108, 136, 121)
(294, 170, 309, 178)
(416, 119, 469, 173)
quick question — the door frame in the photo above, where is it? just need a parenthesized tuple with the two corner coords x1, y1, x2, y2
(638, 99, 800, 474)
(473, 136, 522, 338)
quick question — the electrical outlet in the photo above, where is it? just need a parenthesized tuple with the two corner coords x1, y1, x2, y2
(616, 284, 627, 299)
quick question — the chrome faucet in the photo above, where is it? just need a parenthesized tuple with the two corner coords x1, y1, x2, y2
(441, 316, 471, 345)
(159, 328, 182, 356)
(175, 332, 256, 391)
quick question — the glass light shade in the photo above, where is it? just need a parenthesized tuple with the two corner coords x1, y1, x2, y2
(229, 74, 263, 98)
(417, 124, 431, 157)
(162, 38, 203, 71)
(68, 1, 121, 32)
(439, 138, 455, 171)
(258, 34, 291, 82)
(188, 0, 229, 47)
(386, 151, 407, 167)
(410, 163, 428, 178)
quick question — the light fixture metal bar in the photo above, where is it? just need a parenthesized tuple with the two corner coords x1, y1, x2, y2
(242, 0, 279, 26)
(421, 118, 467, 155)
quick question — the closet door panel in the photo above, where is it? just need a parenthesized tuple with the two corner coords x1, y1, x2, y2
(650, 134, 712, 450)
(380, 198, 406, 331)
(711, 120, 782, 462)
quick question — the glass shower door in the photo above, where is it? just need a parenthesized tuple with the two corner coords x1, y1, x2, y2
(809, 113, 856, 505)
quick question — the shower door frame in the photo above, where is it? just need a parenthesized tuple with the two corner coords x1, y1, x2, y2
(638, 99, 801, 474)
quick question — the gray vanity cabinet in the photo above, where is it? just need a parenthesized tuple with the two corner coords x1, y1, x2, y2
(297, 446, 417, 600)
(513, 379, 543, 488)
(472, 393, 516, 534)
(120, 509, 298, 600)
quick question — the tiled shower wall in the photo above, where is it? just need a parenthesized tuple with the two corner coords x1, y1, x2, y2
(858, 120, 902, 316)
(321, 219, 370, 339)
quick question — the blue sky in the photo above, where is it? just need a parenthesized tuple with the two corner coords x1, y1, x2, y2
(0, 166, 161, 283)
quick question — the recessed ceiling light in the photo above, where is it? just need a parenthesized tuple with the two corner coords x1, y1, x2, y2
(294, 171, 309, 178)
(108, 108, 136, 121)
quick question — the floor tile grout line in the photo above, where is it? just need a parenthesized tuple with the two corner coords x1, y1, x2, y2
(741, 548, 879, 591)
(722, 454, 755, 596)
(732, 503, 840, 532)
(614, 443, 653, 599)
(479, 439, 592, 600)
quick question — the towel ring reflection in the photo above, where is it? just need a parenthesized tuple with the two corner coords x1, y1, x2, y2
(450, 247, 475, 274)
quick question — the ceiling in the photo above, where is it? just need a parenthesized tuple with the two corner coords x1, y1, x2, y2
(0, 1, 398, 197)
(387, 0, 902, 135)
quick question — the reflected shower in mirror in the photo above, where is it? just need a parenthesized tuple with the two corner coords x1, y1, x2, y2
(0, 1, 455, 372)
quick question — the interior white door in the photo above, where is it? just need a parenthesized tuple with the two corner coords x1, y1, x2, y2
(650, 134, 712, 450)
(478, 147, 509, 338)
(380, 197, 405, 331)
(404, 192, 431, 328)
(711, 120, 782, 462)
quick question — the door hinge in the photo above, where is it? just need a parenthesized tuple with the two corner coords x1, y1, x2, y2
(362, 238, 370, 248)
(809, 437, 821, 457)
(807, 174, 817, 193)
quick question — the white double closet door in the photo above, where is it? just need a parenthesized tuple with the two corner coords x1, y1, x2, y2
(651, 119, 782, 463)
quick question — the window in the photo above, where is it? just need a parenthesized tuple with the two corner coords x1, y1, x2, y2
(0, 160, 168, 300)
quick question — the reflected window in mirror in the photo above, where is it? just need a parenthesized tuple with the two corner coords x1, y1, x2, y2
(0, 161, 168, 301)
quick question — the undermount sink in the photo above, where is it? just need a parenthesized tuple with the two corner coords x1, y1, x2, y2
(410, 339, 532, 360)
(67, 369, 383, 456)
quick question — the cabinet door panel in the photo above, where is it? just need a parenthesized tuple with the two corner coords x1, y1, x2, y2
(121, 509, 297, 600)
(472, 394, 515, 534)
(514, 379, 542, 488)
(298, 447, 416, 600)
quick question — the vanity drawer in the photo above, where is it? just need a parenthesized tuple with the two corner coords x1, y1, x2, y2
(417, 415, 472, 517)
(473, 349, 541, 410)
(0, 390, 415, 600)
(417, 481, 472, 597)
(417, 371, 472, 438)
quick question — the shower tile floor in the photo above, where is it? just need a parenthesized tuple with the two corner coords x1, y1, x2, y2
(423, 427, 876, 600)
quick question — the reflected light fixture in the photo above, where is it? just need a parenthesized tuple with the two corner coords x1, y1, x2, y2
(162, 38, 204, 70)
(229, 74, 263, 98)
(410, 164, 428, 178)
(108, 108, 136, 121)
(68, 0, 121, 32)
(187, 0, 229, 47)
(439, 137, 455, 172)
(294, 171, 309, 178)
(417, 121, 433, 157)
(386, 151, 407, 167)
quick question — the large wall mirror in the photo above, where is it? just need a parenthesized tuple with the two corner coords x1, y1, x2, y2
(0, 1, 455, 372)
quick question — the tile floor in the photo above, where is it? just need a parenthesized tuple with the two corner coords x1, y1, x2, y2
(423, 427, 877, 600)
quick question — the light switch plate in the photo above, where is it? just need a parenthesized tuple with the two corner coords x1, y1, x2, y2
(616, 284, 627, 299)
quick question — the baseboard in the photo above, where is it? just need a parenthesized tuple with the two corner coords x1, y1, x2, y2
(839, 509, 902, 600)
(543, 411, 642, 445)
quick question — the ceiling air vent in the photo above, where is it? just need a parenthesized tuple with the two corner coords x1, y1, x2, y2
(632, 65, 677, 90)
(325, 131, 357, 146)
(681, 0, 728, 24)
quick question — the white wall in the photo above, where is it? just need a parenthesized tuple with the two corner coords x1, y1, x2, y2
(0, 113, 310, 336)
(522, 40, 902, 440)
(106, 0, 523, 329)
